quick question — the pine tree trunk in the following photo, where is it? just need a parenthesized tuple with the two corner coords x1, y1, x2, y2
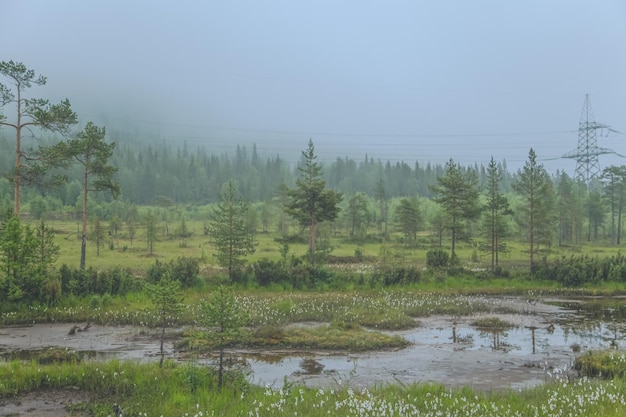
(160, 324, 165, 368)
(309, 221, 316, 265)
(80, 170, 88, 270)
(218, 338, 224, 388)
(13, 91, 22, 215)
(491, 210, 496, 272)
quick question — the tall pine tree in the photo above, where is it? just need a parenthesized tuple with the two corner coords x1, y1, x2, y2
(46, 122, 119, 269)
(0, 60, 77, 215)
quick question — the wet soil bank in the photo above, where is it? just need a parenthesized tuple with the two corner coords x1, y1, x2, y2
(0, 389, 90, 417)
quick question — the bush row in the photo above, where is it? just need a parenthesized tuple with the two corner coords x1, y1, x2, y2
(59, 265, 140, 297)
(248, 258, 334, 289)
(533, 253, 626, 286)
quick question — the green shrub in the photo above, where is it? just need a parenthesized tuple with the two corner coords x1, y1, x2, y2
(331, 316, 360, 330)
(493, 266, 510, 278)
(252, 258, 288, 286)
(253, 325, 286, 340)
(59, 265, 89, 296)
(308, 266, 335, 288)
(146, 257, 200, 287)
(253, 256, 336, 289)
(146, 259, 168, 284)
(372, 266, 421, 286)
(43, 275, 62, 305)
(170, 257, 200, 287)
(426, 248, 450, 268)
(89, 295, 102, 309)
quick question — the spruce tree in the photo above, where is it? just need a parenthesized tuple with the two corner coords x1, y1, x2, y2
(430, 159, 481, 259)
(394, 197, 422, 245)
(484, 157, 511, 272)
(346, 192, 369, 238)
(374, 177, 389, 236)
(209, 181, 255, 281)
(202, 286, 249, 388)
(147, 274, 183, 368)
(285, 139, 342, 264)
(513, 148, 554, 271)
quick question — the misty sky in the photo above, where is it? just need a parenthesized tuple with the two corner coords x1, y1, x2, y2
(1, 0, 625, 173)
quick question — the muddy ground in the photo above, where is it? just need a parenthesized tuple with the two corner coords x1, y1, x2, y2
(0, 389, 91, 417)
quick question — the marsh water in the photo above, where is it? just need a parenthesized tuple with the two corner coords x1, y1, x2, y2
(242, 297, 625, 390)
(1, 296, 625, 392)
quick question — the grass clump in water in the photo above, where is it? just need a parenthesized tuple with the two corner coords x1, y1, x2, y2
(472, 316, 516, 329)
(179, 323, 409, 352)
(574, 350, 626, 378)
(278, 325, 409, 351)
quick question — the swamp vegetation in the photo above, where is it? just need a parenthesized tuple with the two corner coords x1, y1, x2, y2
(2, 288, 626, 416)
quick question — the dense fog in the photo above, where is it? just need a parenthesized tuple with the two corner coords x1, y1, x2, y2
(1, 0, 625, 172)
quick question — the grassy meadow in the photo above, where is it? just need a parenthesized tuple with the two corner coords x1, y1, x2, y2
(47, 216, 625, 277)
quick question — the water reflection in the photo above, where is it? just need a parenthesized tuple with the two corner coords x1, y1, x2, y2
(549, 299, 626, 322)
(297, 358, 325, 375)
(477, 329, 510, 351)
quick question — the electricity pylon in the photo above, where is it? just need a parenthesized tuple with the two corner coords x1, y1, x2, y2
(562, 94, 616, 187)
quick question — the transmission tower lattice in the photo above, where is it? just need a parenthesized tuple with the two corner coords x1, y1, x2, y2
(562, 94, 615, 185)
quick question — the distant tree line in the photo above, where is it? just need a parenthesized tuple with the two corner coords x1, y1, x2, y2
(0, 134, 517, 208)
(2, 129, 625, 255)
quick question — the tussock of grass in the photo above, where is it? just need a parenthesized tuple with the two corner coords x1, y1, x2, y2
(179, 324, 409, 352)
(574, 350, 626, 378)
(472, 317, 516, 329)
(274, 326, 409, 351)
